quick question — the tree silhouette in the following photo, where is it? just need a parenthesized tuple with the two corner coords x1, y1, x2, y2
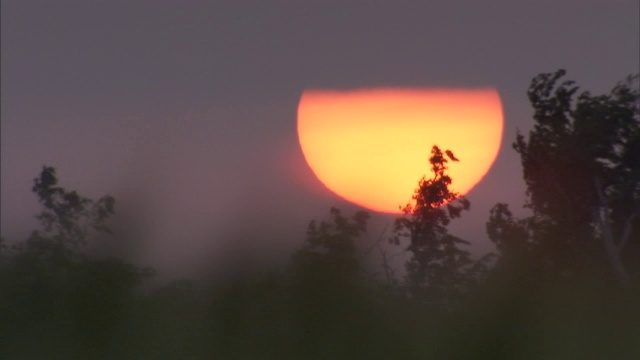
(290, 206, 370, 308)
(0, 166, 150, 358)
(391, 146, 486, 305)
(27, 166, 115, 255)
(293, 207, 369, 279)
(288, 207, 378, 358)
(489, 70, 639, 286)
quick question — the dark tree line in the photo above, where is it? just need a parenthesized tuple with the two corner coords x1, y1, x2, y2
(1, 70, 638, 359)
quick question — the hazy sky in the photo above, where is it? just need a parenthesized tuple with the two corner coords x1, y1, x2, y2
(2, 1, 638, 276)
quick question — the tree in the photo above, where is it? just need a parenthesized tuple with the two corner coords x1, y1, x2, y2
(23, 166, 115, 258)
(0, 166, 150, 358)
(292, 207, 369, 291)
(289, 207, 374, 357)
(489, 70, 639, 286)
(391, 146, 485, 305)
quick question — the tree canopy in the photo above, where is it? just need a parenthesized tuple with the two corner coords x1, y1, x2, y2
(489, 69, 640, 285)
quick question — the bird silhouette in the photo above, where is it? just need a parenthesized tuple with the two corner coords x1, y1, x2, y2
(445, 150, 459, 162)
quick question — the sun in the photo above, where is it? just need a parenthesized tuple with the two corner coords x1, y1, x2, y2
(297, 88, 503, 213)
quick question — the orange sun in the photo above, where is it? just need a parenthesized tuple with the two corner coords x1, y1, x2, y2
(297, 88, 503, 213)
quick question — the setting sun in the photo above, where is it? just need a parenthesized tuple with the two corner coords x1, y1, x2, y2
(297, 88, 504, 213)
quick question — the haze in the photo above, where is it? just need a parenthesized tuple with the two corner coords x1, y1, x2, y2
(2, 1, 638, 277)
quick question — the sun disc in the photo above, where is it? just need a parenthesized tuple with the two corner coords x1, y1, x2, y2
(297, 88, 503, 213)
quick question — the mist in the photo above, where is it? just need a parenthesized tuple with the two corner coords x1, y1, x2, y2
(1, 2, 638, 357)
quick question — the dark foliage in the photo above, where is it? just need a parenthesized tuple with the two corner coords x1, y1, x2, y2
(489, 70, 640, 286)
(0, 167, 150, 359)
(391, 146, 491, 305)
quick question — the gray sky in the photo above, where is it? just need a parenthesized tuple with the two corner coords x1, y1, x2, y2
(2, 0, 638, 276)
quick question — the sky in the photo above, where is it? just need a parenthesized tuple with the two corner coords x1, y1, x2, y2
(2, 0, 639, 277)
